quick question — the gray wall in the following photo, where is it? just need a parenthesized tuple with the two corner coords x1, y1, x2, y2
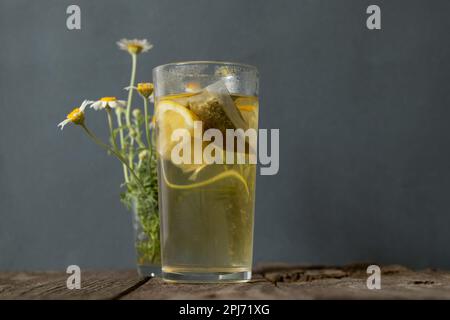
(1, 0, 450, 270)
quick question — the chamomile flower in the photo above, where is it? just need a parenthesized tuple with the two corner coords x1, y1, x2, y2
(57, 100, 92, 130)
(125, 82, 154, 99)
(137, 82, 154, 98)
(117, 38, 153, 55)
(90, 97, 126, 111)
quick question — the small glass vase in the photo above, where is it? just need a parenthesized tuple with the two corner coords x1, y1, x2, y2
(131, 196, 161, 277)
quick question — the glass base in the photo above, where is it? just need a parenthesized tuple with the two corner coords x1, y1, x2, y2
(137, 264, 161, 278)
(162, 269, 252, 283)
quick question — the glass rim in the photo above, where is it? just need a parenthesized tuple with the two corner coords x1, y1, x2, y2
(153, 60, 258, 73)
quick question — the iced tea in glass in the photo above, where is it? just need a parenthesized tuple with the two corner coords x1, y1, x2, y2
(153, 62, 258, 282)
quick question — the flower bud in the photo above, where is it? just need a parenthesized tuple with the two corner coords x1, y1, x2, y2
(115, 106, 125, 115)
(139, 150, 150, 161)
(132, 108, 142, 119)
(137, 83, 154, 98)
(129, 128, 138, 138)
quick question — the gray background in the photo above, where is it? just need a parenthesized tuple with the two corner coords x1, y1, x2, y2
(1, 0, 449, 271)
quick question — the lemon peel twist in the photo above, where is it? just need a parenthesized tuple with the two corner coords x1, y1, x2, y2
(161, 165, 250, 197)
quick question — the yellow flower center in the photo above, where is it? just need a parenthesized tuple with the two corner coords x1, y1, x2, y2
(137, 83, 154, 98)
(127, 44, 143, 54)
(100, 97, 117, 102)
(67, 108, 84, 125)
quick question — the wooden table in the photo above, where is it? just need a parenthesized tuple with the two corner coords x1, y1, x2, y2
(1, 263, 449, 300)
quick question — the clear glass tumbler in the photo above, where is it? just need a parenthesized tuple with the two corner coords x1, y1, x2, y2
(153, 61, 259, 283)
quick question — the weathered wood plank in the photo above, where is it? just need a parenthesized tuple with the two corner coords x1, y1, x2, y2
(257, 263, 450, 300)
(121, 275, 283, 300)
(122, 264, 450, 300)
(2, 264, 450, 300)
(0, 270, 146, 300)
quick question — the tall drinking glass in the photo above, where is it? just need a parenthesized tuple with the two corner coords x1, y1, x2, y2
(153, 61, 258, 282)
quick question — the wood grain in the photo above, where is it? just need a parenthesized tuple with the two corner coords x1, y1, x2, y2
(121, 276, 283, 300)
(1, 264, 450, 300)
(0, 270, 146, 300)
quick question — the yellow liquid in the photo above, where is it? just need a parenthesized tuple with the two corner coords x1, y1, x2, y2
(156, 93, 258, 276)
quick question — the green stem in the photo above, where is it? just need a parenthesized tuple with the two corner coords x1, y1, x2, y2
(143, 97, 151, 148)
(106, 108, 118, 150)
(143, 96, 155, 163)
(126, 53, 137, 170)
(135, 131, 146, 149)
(81, 124, 145, 191)
(132, 117, 146, 149)
(126, 53, 137, 127)
(115, 109, 129, 183)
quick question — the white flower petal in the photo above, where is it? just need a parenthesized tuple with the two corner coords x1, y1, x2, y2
(116, 39, 129, 50)
(143, 44, 153, 52)
(90, 101, 102, 110)
(109, 101, 118, 109)
(124, 86, 137, 91)
(79, 100, 92, 112)
(116, 38, 152, 53)
(57, 119, 70, 130)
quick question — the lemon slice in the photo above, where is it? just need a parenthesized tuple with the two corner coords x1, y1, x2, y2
(161, 164, 250, 197)
(155, 100, 198, 160)
(237, 105, 257, 112)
